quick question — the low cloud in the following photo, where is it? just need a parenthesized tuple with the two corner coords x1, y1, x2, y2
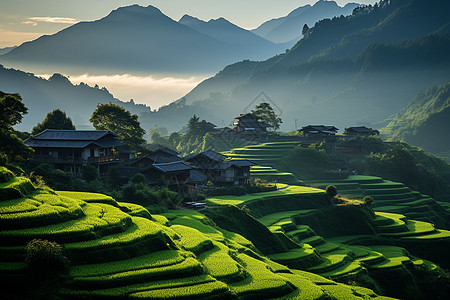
(28, 17, 79, 24)
(52, 73, 208, 109)
(22, 21, 38, 26)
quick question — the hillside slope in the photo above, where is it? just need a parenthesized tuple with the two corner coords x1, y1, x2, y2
(151, 0, 450, 133)
(384, 82, 450, 153)
(0, 167, 400, 299)
(0, 66, 149, 131)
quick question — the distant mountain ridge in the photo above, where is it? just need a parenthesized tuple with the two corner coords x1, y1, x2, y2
(142, 0, 450, 133)
(0, 65, 149, 131)
(0, 5, 285, 75)
(252, 0, 360, 43)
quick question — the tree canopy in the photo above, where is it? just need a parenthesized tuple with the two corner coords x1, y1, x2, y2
(90, 103, 146, 151)
(32, 109, 75, 135)
(0, 91, 33, 164)
(251, 102, 282, 131)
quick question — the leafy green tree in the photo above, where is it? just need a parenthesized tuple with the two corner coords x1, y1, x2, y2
(251, 102, 282, 131)
(90, 103, 146, 151)
(32, 109, 75, 135)
(81, 165, 99, 182)
(0, 91, 33, 164)
(326, 185, 338, 198)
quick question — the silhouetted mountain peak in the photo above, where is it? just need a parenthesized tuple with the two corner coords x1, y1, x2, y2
(105, 4, 167, 21)
(179, 14, 204, 24)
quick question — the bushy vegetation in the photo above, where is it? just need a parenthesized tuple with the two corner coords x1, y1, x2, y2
(25, 239, 69, 275)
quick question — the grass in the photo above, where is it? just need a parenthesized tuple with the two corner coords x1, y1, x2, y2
(206, 185, 323, 206)
(258, 210, 318, 227)
(70, 257, 203, 289)
(129, 280, 229, 299)
(0, 203, 132, 244)
(71, 250, 186, 277)
(197, 242, 242, 281)
(268, 246, 323, 269)
(62, 275, 216, 298)
(230, 253, 294, 298)
(170, 225, 214, 255)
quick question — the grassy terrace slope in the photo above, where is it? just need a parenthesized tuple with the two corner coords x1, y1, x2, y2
(305, 175, 450, 229)
(204, 181, 450, 299)
(223, 142, 303, 185)
(0, 168, 395, 299)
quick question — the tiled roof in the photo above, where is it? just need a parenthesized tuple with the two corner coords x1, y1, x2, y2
(152, 161, 193, 173)
(300, 125, 339, 132)
(230, 160, 257, 167)
(345, 126, 372, 133)
(31, 129, 118, 141)
(185, 150, 227, 163)
(25, 138, 124, 149)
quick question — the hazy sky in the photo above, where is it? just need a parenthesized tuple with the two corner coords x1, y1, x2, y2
(0, 0, 378, 108)
(0, 0, 377, 48)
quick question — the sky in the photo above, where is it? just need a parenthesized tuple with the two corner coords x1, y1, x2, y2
(0, 0, 377, 108)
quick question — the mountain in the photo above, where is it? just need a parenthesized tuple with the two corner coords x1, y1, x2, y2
(252, 0, 360, 44)
(135, 0, 450, 133)
(0, 46, 16, 56)
(179, 15, 287, 57)
(0, 5, 284, 75)
(0, 65, 149, 131)
(384, 82, 450, 153)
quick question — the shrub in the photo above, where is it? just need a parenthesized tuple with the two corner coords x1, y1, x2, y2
(25, 239, 69, 275)
(363, 196, 374, 206)
(81, 164, 99, 182)
(131, 173, 146, 185)
(326, 185, 338, 198)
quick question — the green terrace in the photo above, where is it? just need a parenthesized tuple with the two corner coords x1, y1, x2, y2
(1, 168, 399, 299)
(305, 175, 450, 229)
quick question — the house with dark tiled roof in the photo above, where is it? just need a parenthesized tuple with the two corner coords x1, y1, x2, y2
(185, 150, 256, 185)
(344, 126, 379, 136)
(128, 147, 181, 169)
(233, 113, 272, 134)
(25, 129, 130, 177)
(298, 125, 339, 137)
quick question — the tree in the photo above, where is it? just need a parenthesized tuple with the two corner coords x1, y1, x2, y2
(251, 102, 282, 131)
(302, 24, 309, 36)
(90, 103, 146, 151)
(0, 91, 33, 164)
(32, 109, 75, 135)
(326, 185, 338, 198)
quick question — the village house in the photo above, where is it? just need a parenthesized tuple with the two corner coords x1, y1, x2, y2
(25, 129, 131, 177)
(344, 126, 379, 136)
(299, 125, 339, 138)
(234, 113, 272, 135)
(185, 150, 256, 185)
(128, 147, 181, 169)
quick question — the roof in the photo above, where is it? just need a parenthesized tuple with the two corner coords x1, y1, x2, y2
(146, 145, 179, 156)
(300, 125, 339, 132)
(345, 126, 372, 133)
(152, 161, 193, 173)
(24, 139, 124, 149)
(234, 113, 272, 129)
(230, 160, 257, 168)
(185, 150, 227, 163)
(189, 169, 207, 183)
(31, 129, 118, 141)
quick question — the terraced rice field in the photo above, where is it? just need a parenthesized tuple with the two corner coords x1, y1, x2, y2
(0, 168, 395, 299)
(206, 184, 324, 206)
(223, 142, 303, 184)
(256, 208, 445, 281)
(305, 175, 450, 228)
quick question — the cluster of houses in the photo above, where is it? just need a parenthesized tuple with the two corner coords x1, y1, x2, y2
(25, 129, 256, 192)
(24, 113, 379, 191)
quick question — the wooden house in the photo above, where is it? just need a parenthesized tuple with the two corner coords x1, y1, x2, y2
(344, 126, 379, 136)
(185, 150, 256, 185)
(299, 125, 339, 137)
(233, 113, 272, 134)
(25, 129, 129, 177)
(128, 147, 181, 169)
